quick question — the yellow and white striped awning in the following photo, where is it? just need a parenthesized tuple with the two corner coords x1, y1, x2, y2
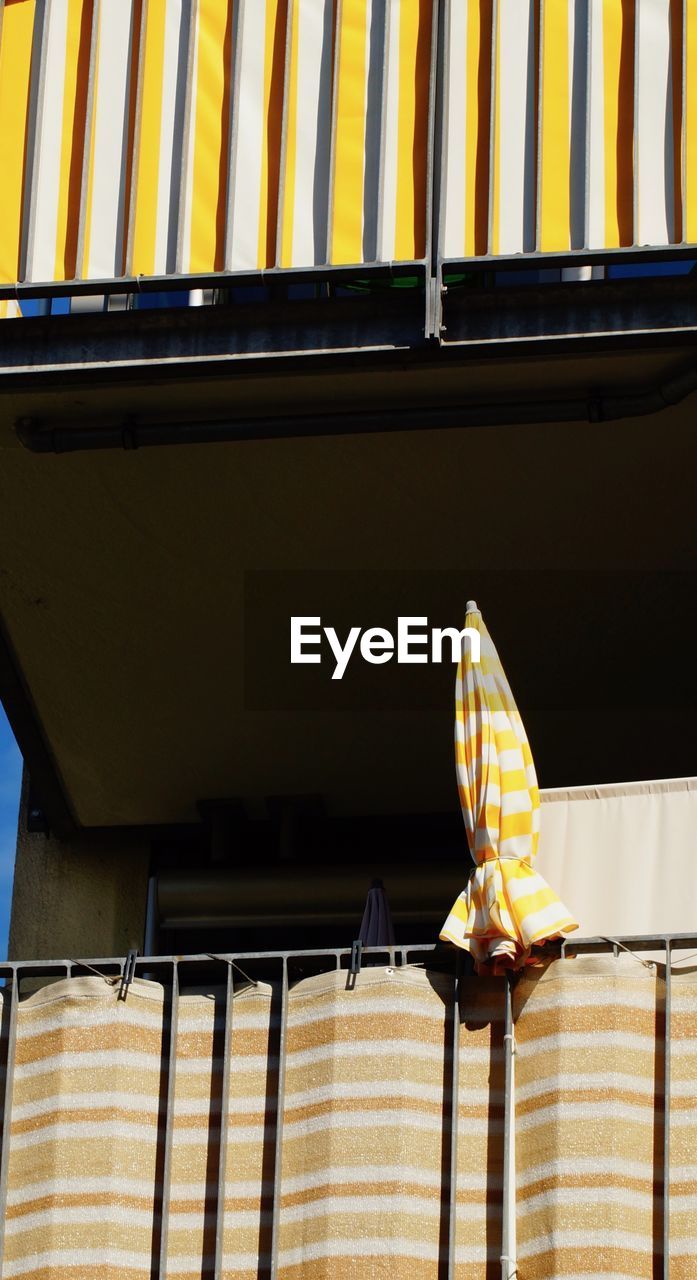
(0, 0, 695, 292)
(440, 603, 577, 973)
(441, 0, 693, 258)
(0, 0, 436, 287)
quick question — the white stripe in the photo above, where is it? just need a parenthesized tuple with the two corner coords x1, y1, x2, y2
(280, 1192, 446, 1226)
(287, 995, 446, 1027)
(279, 1196, 499, 1227)
(499, 788, 533, 817)
(26, 0, 69, 282)
(227, 0, 267, 268)
(168, 1208, 272, 1229)
(85, 0, 136, 278)
(285, 1038, 484, 1070)
(516, 1070, 655, 1104)
(517, 983, 657, 1015)
(635, 0, 674, 245)
(519, 1228, 655, 1258)
(669, 1110, 697, 1127)
(290, 0, 333, 265)
(379, 0, 401, 260)
(283, 1108, 500, 1140)
(6, 1172, 159, 1203)
(283, 1078, 447, 1110)
(517, 1155, 655, 1189)
(276, 1238, 500, 1266)
(519, 900, 578, 940)
(8, 1120, 161, 1151)
(14, 1049, 163, 1080)
(281, 1164, 441, 1194)
(278, 1237, 438, 1266)
(442, 0, 467, 259)
(11, 1090, 162, 1122)
(516, 1098, 656, 1134)
(19, 1004, 163, 1038)
(516, 1030, 656, 1057)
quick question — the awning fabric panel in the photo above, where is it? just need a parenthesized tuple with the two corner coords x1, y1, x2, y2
(514, 956, 661, 1279)
(440, 0, 686, 260)
(0, 0, 435, 287)
(2, 0, 694, 291)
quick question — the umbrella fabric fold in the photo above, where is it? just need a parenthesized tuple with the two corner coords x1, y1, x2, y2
(440, 603, 577, 974)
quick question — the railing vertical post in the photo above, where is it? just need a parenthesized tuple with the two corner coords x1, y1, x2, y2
(214, 960, 235, 1280)
(157, 959, 179, 1279)
(501, 971, 515, 1280)
(0, 967, 19, 1279)
(447, 952, 462, 1280)
(269, 957, 289, 1280)
(663, 938, 672, 1280)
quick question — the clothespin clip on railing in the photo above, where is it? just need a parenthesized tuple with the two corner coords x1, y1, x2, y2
(118, 949, 138, 1001)
(346, 939, 363, 991)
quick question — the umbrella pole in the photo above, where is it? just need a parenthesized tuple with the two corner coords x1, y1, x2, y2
(501, 972, 517, 1280)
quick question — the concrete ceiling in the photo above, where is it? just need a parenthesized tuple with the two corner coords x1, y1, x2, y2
(1, 336, 695, 831)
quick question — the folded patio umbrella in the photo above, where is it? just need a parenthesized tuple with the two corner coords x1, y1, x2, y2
(440, 602, 577, 973)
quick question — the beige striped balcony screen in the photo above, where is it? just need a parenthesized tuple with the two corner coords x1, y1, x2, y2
(0, 976, 278, 1280)
(0, 959, 694, 1278)
(277, 966, 504, 1279)
(515, 955, 697, 1280)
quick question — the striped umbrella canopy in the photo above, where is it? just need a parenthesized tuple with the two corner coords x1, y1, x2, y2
(440, 602, 577, 973)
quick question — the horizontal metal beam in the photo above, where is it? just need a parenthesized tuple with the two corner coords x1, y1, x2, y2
(0, 260, 428, 303)
(1, 934, 695, 976)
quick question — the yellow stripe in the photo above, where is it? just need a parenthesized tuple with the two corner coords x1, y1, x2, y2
(131, 0, 167, 276)
(539, 0, 569, 250)
(54, 0, 90, 280)
(394, 0, 428, 260)
(331, 0, 367, 264)
(686, 0, 697, 242)
(81, 0, 100, 276)
(280, 0, 300, 267)
(257, 0, 286, 270)
(0, 0, 36, 284)
(190, 0, 231, 273)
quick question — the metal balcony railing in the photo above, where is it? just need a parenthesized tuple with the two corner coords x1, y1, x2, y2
(0, 934, 692, 1280)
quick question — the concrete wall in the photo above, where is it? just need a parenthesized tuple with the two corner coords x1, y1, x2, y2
(9, 772, 150, 961)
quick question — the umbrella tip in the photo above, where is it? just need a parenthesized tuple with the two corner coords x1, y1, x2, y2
(466, 599, 479, 613)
